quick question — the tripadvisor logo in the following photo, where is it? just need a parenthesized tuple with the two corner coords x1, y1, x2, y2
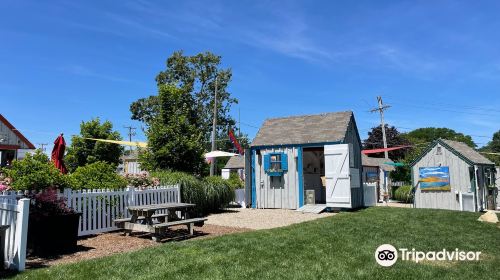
(375, 244, 481, 267)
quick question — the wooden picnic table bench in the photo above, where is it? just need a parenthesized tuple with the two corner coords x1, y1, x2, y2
(114, 203, 206, 242)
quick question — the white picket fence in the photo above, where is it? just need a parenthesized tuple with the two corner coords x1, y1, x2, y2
(63, 186, 180, 236)
(0, 198, 29, 271)
(1, 186, 180, 238)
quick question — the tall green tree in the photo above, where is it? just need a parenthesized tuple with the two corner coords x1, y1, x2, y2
(139, 84, 205, 173)
(130, 51, 237, 148)
(403, 127, 476, 148)
(390, 127, 478, 182)
(65, 118, 123, 172)
(480, 130, 500, 165)
(131, 51, 240, 174)
(363, 125, 411, 160)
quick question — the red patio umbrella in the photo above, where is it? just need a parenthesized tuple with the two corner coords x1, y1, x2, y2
(51, 133, 67, 174)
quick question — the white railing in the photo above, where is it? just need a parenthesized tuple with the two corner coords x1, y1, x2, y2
(63, 185, 180, 236)
(0, 198, 29, 271)
(234, 189, 246, 208)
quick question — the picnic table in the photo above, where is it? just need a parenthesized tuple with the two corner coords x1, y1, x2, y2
(114, 203, 207, 242)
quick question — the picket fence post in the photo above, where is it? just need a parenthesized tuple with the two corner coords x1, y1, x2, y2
(177, 184, 181, 203)
(14, 198, 29, 271)
(127, 186, 136, 207)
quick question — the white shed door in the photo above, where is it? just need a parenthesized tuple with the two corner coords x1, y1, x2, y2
(324, 144, 351, 208)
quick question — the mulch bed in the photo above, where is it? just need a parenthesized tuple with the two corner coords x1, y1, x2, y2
(25, 225, 251, 268)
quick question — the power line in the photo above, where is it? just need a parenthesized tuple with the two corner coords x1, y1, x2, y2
(386, 101, 500, 117)
(384, 96, 500, 114)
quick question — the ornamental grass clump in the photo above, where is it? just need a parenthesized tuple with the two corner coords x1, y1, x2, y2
(394, 185, 414, 203)
(151, 171, 234, 215)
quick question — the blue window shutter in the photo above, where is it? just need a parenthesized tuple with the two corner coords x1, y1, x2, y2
(264, 154, 270, 172)
(281, 153, 288, 171)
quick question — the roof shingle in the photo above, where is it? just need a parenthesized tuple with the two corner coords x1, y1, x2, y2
(224, 156, 245, 169)
(362, 154, 395, 171)
(250, 111, 353, 147)
(441, 139, 494, 165)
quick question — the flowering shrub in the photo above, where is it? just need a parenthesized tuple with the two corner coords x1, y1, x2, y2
(0, 173, 12, 192)
(124, 171, 160, 189)
(29, 188, 77, 217)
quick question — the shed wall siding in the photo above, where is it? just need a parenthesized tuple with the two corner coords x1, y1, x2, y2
(255, 147, 299, 209)
(496, 167, 500, 209)
(0, 122, 31, 149)
(412, 143, 472, 211)
(344, 119, 363, 208)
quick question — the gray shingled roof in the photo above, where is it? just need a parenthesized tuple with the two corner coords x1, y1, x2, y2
(224, 156, 245, 169)
(362, 154, 395, 171)
(251, 111, 353, 147)
(441, 139, 494, 165)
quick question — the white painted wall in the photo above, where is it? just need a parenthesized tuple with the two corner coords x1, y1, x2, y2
(221, 169, 230, 179)
(412, 143, 472, 211)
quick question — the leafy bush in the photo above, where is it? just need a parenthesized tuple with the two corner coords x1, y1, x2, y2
(69, 161, 127, 190)
(394, 185, 414, 203)
(226, 173, 244, 189)
(2, 150, 69, 191)
(152, 171, 234, 215)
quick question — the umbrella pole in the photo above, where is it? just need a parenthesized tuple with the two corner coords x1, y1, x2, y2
(210, 76, 218, 176)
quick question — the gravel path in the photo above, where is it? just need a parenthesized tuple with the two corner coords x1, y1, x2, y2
(206, 208, 336, 230)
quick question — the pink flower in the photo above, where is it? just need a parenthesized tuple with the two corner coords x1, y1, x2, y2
(0, 184, 10, 192)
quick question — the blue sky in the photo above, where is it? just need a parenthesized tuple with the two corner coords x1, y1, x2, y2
(2, 0, 500, 152)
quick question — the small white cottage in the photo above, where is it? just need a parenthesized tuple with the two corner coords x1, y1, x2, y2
(0, 114, 35, 166)
(245, 111, 363, 210)
(411, 139, 496, 212)
(362, 154, 395, 202)
(221, 156, 245, 180)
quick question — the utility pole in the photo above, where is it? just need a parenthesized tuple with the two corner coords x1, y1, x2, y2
(370, 96, 391, 159)
(124, 126, 137, 142)
(210, 75, 218, 176)
(38, 143, 48, 153)
(124, 125, 136, 152)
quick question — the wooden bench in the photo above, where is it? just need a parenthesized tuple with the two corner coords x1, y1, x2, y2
(153, 218, 208, 238)
(114, 213, 171, 226)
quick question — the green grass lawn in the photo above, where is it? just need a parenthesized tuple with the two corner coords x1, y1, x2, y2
(8, 207, 500, 280)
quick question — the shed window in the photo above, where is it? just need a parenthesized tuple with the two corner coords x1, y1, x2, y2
(270, 154, 282, 171)
(436, 146, 442, 155)
(264, 152, 288, 176)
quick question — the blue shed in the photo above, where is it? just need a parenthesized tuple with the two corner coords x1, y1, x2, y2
(244, 111, 363, 210)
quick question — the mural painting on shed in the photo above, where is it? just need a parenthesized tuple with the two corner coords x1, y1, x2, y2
(245, 111, 364, 210)
(411, 139, 496, 212)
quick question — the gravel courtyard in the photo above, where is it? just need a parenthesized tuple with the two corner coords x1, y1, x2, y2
(206, 208, 336, 230)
